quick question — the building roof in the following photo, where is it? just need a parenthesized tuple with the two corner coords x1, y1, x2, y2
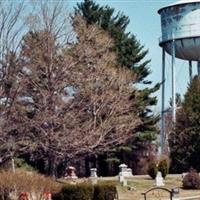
(158, 0, 200, 13)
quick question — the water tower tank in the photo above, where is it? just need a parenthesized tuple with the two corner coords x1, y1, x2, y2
(158, 0, 200, 61)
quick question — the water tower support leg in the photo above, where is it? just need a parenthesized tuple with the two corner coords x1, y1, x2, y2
(189, 61, 192, 83)
(161, 48, 165, 154)
(171, 39, 176, 124)
(197, 61, 200, 76)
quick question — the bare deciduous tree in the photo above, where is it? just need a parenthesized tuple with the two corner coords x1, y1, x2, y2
(64, 16, 141, 154)
(11, 16, 140, 176)
(0, 1, 28, 165)
(0, 1, 69, 171)
(0, 2, 141, 177)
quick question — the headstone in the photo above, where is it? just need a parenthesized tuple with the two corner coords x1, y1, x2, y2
(155, 171, 164, 187)
(118, 174, 128, 187)
(118, 174, 124, 183)
(118, 175, 127, 187)
(90, 177, 98, 185)
(89, 168, 98, 185)
(64, 166, 78, 179)
(118, 163, 133, 177)
(122, 179, 127, 187)
(90, 168, 97, 178)
(127, 168, 133, 176)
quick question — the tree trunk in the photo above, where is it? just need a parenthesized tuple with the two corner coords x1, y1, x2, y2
(48, 155, 56, 178)
(11, 157, 15, 173)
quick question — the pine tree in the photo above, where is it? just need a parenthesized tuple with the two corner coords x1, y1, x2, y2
(75, 0, 150, 82)
(183, 76, 200, 126)
(169, 76, 200, 173)
(74, 0, 160, 174)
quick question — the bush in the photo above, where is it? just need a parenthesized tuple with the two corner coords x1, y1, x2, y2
(53, 183, 117, 200)
(93, 183, 117, 200)
(158, 159, 169, 179)
(183, 169, 200, 189)
(147, 162, 158, 179)
(61, 184, 94, 200)
(14, 158, 36, 172)
(0, 169, 60, 200)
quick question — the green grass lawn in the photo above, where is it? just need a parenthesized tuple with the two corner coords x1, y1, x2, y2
(98, 175, 200, 200)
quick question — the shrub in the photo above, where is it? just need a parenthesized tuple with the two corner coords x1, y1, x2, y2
(158, 159, 169, 179)
(14, 158, 36, 172)
(93, 183, 117, 200)
(53, 182, 117, 200)
(0, 169, 60, 200)
(61, 184, 93, 200)
(183, 169, 200, 189)
(147, 162, 158, 179)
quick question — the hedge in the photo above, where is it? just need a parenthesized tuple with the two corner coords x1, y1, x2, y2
(93, 183, 117, 200)
(52, 182, 117, 200)
(158, 159, 169, 179)
(147, 162, 158, 179)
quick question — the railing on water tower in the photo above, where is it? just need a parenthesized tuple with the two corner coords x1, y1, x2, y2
(159, 25, 200, 44)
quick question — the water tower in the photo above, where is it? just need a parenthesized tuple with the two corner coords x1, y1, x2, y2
(158, 0, 200, 153)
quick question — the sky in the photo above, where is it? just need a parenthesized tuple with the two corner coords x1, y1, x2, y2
(68, 0, 195, 113)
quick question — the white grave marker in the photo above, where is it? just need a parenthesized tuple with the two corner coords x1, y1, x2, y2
(155, 171, 164, 187)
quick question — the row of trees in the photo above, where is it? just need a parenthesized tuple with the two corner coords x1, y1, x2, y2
(0, 0, 159, 176)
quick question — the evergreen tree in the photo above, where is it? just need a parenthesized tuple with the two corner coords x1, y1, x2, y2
(74, 0, 160, 174)
(183, 76, 200, 126)
(169, 76, 200, 173)
(75, 0, 150, 82)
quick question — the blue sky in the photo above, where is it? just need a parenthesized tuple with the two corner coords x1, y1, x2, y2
(68, 0, 194, 113)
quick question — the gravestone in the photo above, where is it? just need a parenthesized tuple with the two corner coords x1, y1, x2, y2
(118, 174, 124, 183)
(118, 174, 128, 187)
(118, 163, 133, 186)
(122, 178, 127, 187)
(155, 171, 164, 187)
(64, 166, 78, 179)
(89, 168, 98, 185)
(118, 163, 133, 177)
(90, 168, 97, 178)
